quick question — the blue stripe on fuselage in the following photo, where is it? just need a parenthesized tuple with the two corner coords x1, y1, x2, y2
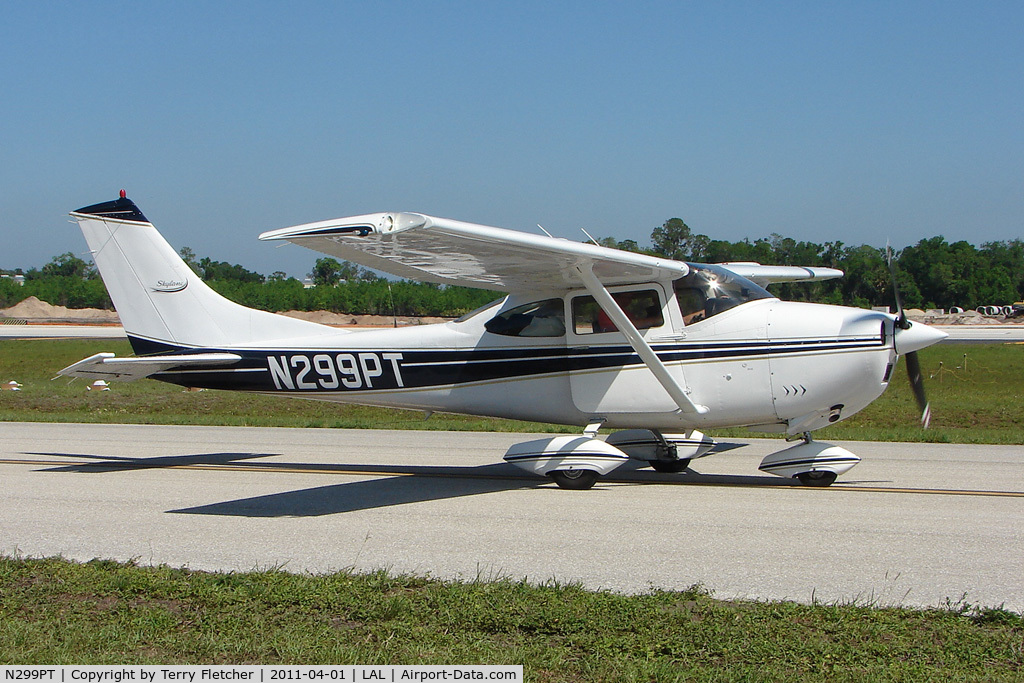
(133, 333, 887, 393)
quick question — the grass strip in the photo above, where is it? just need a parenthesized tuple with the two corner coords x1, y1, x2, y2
(1, 339, 1022, 443)
(1, 556, 1021, 680)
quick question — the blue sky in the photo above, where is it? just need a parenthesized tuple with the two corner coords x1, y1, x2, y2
(1, 1, 1021, 278)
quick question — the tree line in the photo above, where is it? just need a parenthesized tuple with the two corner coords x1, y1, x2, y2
(0, 251, 496, 317)
(606, 219, 1023, 310)
(2, 220, 1022, 315)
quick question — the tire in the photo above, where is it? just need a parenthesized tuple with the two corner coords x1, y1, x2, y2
(549, 469, 600, 490)
(796, 470, 837, 487)
(650, 459, 691, 473)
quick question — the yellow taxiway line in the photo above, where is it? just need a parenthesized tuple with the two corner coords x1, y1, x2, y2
(3, 456, 1023, 498)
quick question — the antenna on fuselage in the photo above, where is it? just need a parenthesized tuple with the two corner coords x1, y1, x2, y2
(386, 280, 398, 328)
(536, 224, 554, 238)
(580, 228, 601, 247)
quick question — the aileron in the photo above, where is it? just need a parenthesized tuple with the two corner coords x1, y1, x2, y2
(717, 262, 843, 286)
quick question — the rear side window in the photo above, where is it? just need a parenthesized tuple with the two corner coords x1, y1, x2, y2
(571, 289, 663, 335)
(485, 299, 566, 337)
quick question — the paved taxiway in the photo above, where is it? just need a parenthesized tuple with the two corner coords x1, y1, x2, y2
(0, 325, 127, 339)
(2, 422, 1021, 610)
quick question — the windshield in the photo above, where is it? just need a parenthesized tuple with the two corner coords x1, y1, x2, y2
(675, 264, 773, 325)
(454, 298, 503, 323)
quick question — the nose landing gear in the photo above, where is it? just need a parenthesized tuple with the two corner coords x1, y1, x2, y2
(758, 433, 860, 487)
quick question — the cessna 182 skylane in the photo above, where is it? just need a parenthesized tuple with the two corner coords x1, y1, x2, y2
(60, 193, 947, 490)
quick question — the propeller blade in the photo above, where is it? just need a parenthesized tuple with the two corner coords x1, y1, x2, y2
(886, 245, 910, 329)
(904, 350, 931, 428)
(889, 247, 933, 427)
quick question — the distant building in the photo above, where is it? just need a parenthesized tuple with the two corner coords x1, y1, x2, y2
(1, 274, 25, 286)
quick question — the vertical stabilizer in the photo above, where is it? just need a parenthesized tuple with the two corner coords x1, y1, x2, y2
(72, 193, 335, 351)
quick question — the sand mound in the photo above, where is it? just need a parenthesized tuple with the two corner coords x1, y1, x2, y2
(0, 297, 451, 327)
(279, 310, 450, 327)
(0, 296, 119, 322)
(907, 308, 1022, 325)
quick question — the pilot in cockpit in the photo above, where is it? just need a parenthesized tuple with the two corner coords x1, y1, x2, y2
(677, 286, 708, 325)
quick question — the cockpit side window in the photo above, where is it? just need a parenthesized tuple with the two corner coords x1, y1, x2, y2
(674, 264, 773, 325)
(484, 298, 566, 337)
(571, 289, 664, 335)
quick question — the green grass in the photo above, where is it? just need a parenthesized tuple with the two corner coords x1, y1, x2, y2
(815, 342, 1024, 444)
(2, 556, 1021, 679)
(2, 339, 1022, 443)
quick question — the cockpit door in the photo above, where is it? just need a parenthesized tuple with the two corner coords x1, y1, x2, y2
(567, 284, 684, 414)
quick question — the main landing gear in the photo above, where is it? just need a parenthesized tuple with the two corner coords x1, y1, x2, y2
(504, 427, 862, 490)
(650, 458, 691, 473)
(548, 469, 601, 490)
(502, 422, 629, 491)
(502, 426, 718, 490)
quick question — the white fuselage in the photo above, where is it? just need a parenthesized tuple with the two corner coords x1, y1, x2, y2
(159, 288, 897, 435)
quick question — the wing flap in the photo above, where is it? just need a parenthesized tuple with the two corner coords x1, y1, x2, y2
(260, 213, 688, 292)
(58, 352, 242, 382)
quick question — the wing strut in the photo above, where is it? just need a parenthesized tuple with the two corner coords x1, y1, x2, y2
(575, 264, 709, 416)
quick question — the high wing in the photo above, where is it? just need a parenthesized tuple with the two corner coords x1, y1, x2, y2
(258, 212, 844, 419)
(259, 213, 688, 292)
(716, 262, 843, 287)
(58, 352, 242, 382)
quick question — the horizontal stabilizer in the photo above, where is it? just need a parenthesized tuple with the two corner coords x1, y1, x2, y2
(58, 352, 242, 382)
(717, 263, 843, 287)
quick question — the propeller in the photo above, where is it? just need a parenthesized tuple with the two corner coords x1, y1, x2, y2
(886, 245, 931, 428)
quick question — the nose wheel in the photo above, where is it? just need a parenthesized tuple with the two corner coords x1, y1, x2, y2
(759, 433, 859, 486)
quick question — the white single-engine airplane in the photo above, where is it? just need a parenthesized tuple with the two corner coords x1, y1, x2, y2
(60, 192, 946, 489)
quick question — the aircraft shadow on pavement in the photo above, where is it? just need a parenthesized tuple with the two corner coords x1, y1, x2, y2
(167, 463, 798, 517)
(26, 443, 801, 517)
(171, 463, 540, 517)
(25, 451, 280, 472)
